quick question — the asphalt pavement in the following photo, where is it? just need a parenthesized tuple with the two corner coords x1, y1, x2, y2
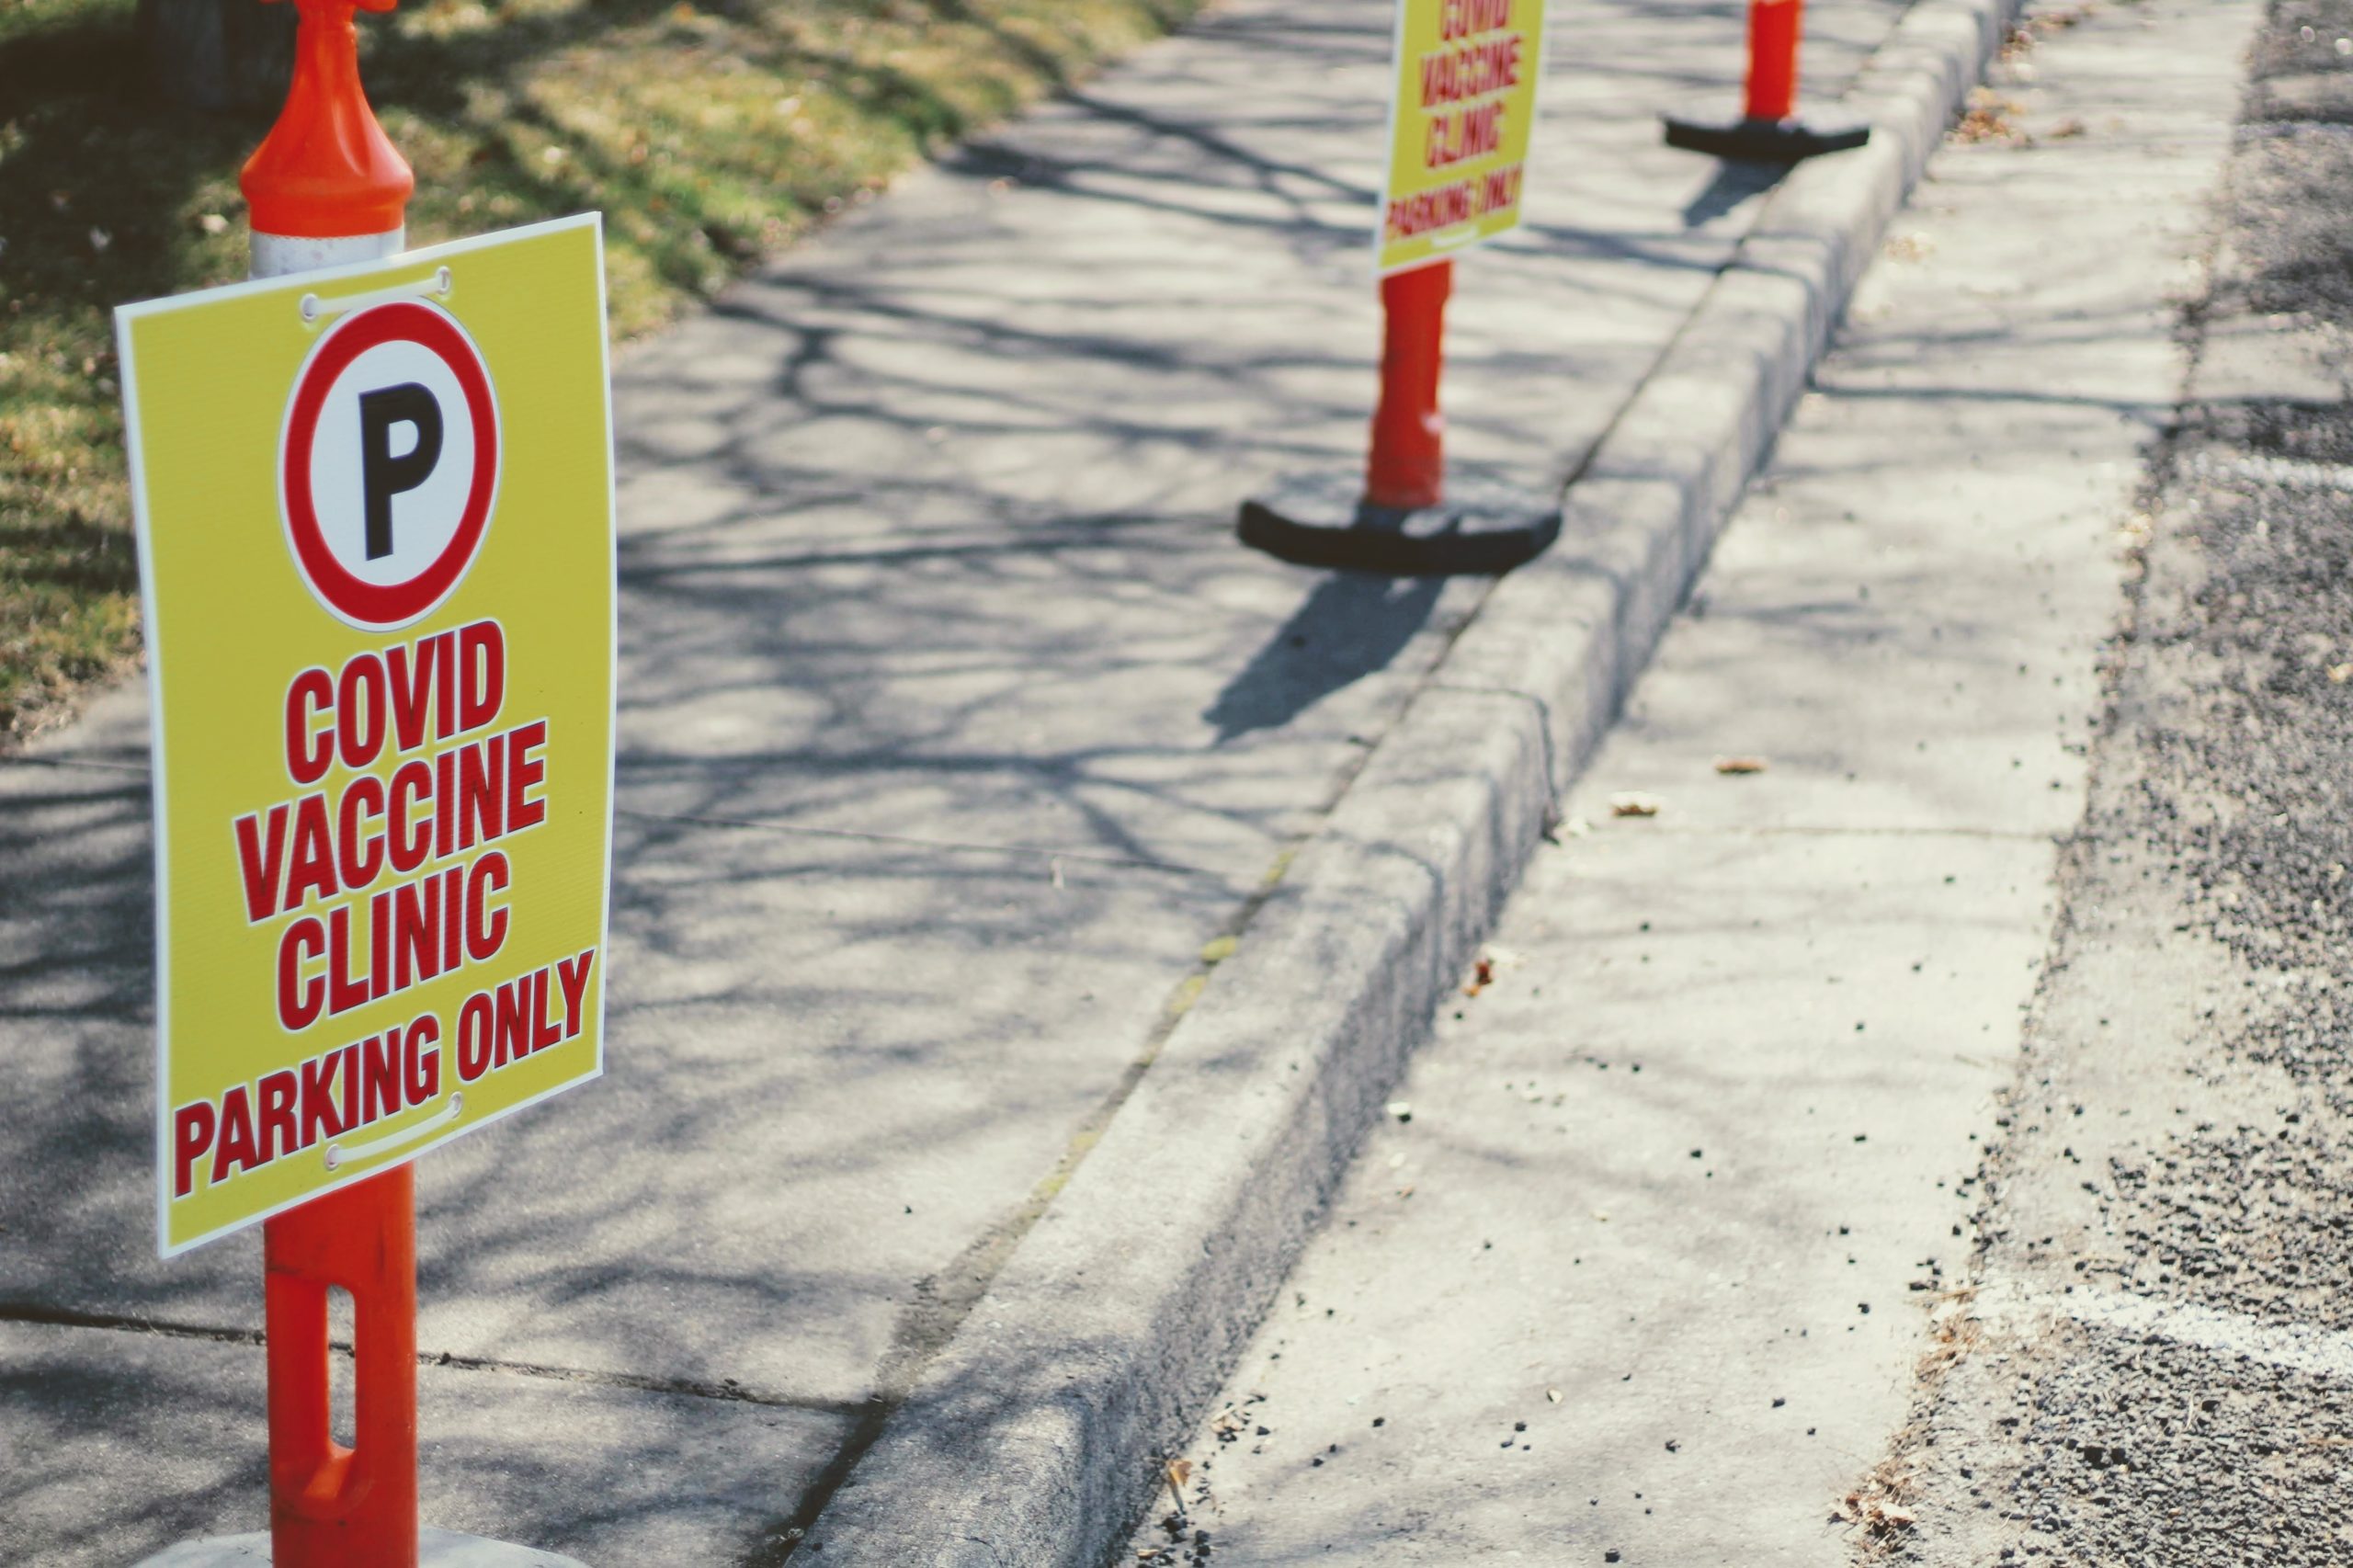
(1887, 1, 2353, 1562)
(1129, 0, 2264, 1562)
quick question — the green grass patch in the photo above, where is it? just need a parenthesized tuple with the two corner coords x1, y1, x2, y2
(0, 0, 1201, 744)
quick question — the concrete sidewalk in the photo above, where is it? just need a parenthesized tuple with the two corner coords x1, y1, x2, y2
(1128, 0, 2258, 1561)
(6, 0, 1935, 1562)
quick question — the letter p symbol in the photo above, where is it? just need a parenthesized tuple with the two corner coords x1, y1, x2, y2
(358, 383, 446, 562)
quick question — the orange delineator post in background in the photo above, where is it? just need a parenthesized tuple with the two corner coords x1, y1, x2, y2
(1237, 249, 1556, 574)
(1364, 260, 1452, 512)
(243, 2, 422, 1562)
(266, 1167, 419, 1568)
(1745, 0, 1802, 125)
(1659, 0, 1865, 163)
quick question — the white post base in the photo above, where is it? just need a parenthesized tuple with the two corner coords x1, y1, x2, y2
(249, 228, 406, 280)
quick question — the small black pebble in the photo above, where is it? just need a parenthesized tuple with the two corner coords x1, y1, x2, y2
(1372, 1417, 1385, 1427)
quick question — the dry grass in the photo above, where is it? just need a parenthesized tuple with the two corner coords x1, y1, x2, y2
(0, 0, 1203, 744)
(1836, 1291, 1987, 1558)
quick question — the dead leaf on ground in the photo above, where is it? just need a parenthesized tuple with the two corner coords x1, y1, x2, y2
(1953, 88, 2029, 145)
(1163, 1458, 1191, 1513)
(1609, 792, 1663, 818)
(1713, 756, 1769, 775)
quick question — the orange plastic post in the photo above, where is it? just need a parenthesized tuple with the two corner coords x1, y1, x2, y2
(1744, 0, 1803, 124)
(265, 1164, 419, 1568)
(243, 3, 420, 1562)
(1364, 259, 1452, 512)
(239, 0, 414, 242)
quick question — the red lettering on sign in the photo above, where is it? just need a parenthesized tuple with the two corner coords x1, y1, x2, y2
(466, 852, 510, 963)
(457, 991, 494, 1082)
(236, 804, 292, 924)
(392, 873, 442, 991)
(556, 949, 596, 1038)
(256, 1069, 300, 1165)
(212, 1085, 260, 1184)
(459, 621, 505, 732)
(336, 653, 388, 767)
(506, 721, 548, 832)
(173, 1101, 216, 1198)
(278, 915, 325, 1030)
(299, 1051, 347, 1149)
(459, 737, 504, 847)
(335, 775, 387, 892)
(285, 667, 334, 786)
(284, 793, 336, 910)
(388, 759, 433, 873)
(404, 1015, 442, 1106)
(387, 633, 445, 753)
(361, 1029, 401, 1125)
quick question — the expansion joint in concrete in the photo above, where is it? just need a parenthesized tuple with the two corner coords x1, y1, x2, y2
(0, 1302, 864, 1415)
(613, 806, 1230, 880)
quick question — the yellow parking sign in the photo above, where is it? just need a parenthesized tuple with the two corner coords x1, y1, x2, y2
(1379, 0, 1546, 273)
(117, 215, 616, 1256)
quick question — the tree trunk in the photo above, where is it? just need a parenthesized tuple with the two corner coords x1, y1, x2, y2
(139, 0, 297, 113)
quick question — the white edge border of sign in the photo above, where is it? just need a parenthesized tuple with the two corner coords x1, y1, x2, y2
(121, 211, 616, 1258)
(114, 270, 175, 1262)
(1371, 0, 1551, 278)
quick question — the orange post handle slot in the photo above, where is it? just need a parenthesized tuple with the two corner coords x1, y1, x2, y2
(1745, 0, 1803, 124)
(1364, 260, 1453, 513)
(264, 1164, 418, 1568)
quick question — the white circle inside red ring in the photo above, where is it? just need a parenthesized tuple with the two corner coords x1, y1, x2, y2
(279, 300, 500, 630)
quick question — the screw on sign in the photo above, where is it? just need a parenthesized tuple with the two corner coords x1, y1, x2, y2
(113, 1, 616, 1565)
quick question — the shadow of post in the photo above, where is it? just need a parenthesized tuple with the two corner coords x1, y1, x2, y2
(1203, 571, 1445, 743)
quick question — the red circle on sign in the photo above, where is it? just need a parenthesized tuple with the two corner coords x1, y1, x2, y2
(279, 299, 500, 629)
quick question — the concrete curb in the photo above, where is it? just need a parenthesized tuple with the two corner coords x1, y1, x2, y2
(801, 2, 2020, 1561)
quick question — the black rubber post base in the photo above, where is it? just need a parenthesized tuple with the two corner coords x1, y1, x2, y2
(1237, 471, 1561, 576)
(1661, 110, 1870, 162)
